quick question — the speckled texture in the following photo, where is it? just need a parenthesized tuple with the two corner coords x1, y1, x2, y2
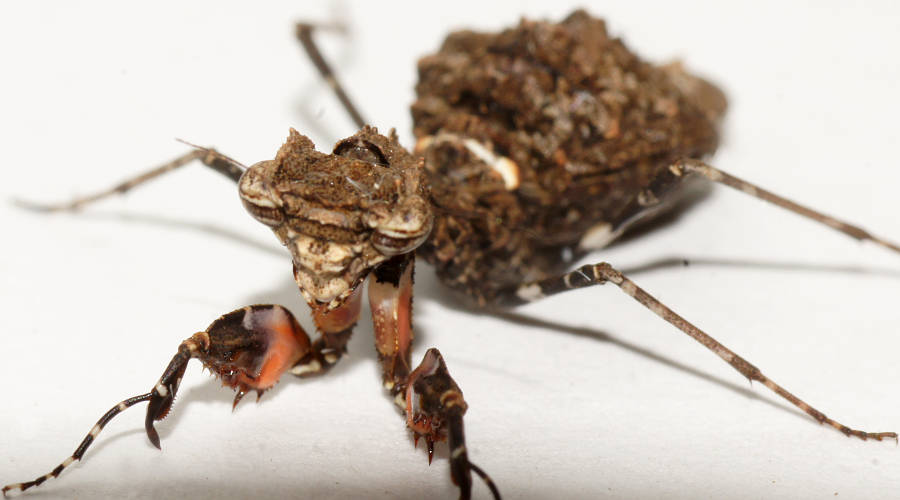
(412, 10, 726, 306)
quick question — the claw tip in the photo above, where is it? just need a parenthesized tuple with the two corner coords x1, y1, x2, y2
(146, 423, 162, 450)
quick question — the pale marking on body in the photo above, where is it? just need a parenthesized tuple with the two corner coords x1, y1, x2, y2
(669, 164, 685, 176)
(451, 445, 467, 459)
(393, 392, 405, 409)
(242, 305, 288, 332)
(516, 283, 545, 302)
(492, 157, 521, 190)
(376, 225, 428, 239)
(238, 173, 281, 208)
(291, 234, 356, 272)
(323, 352, 339, 364)
(155, 383, 168, 397)
(462, 138, 520, 190)
(239, 192, 280, 209)
(293, 260, 361, 304)
(290, 359, 321, 376)
(418, 132, 521, 189)
(62, 457, 75, 467)
(328, 285, 361, 311)
(117, 402, 127, 411)
(296, 206, 354, 228)
(414, 136, 434, 154)
(741, 183, 758, 196)
(89, 424, 101, 438)
(578, 222, 623, 250)
(292, 238, 357, 273)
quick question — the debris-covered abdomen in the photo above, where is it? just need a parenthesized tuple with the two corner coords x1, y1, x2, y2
(412, 10, 726, 306)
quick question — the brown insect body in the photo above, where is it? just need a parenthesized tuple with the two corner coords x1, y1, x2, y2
(239, 128, 432, 307)
(4, 6, 899, 500)
(252, 11, 728, 309)
(413, 11, 726, 305)
(215, 15, 735, 496)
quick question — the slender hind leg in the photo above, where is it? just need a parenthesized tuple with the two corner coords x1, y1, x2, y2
(670, 159, 900, 255)
(13, 143, 245, 213)
(295, 22, 367, 129)
(503, 263, 896, 441)
(579, 158, 900, 256)
(558, 157, 898, 440)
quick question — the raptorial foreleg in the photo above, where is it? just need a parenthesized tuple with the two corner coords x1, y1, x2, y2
(368, 254, 500, 500)
(3, 304, 311, 497)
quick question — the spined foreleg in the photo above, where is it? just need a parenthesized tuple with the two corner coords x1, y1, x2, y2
(2, 304, 311, 497)
(369, 254, 500, 500)
(405, 349, 501, 500)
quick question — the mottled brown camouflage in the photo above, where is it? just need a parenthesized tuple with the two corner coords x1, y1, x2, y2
(412, 10, 726, 305)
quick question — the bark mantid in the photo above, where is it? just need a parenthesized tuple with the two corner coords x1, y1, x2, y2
(3, 7, 899, 499)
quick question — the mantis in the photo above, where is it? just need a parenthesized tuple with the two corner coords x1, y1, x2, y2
(2, 2, 899, 498)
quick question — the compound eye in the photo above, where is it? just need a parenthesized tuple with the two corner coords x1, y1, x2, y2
(372, 230, 428, 256)
(334, 139, 389, 166)
(238, 161, 284, 226)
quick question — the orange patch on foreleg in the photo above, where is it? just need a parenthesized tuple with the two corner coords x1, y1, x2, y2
(369, 255, 415, 391)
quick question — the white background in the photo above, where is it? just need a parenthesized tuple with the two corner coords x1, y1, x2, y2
(2, 1, 900, 499)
